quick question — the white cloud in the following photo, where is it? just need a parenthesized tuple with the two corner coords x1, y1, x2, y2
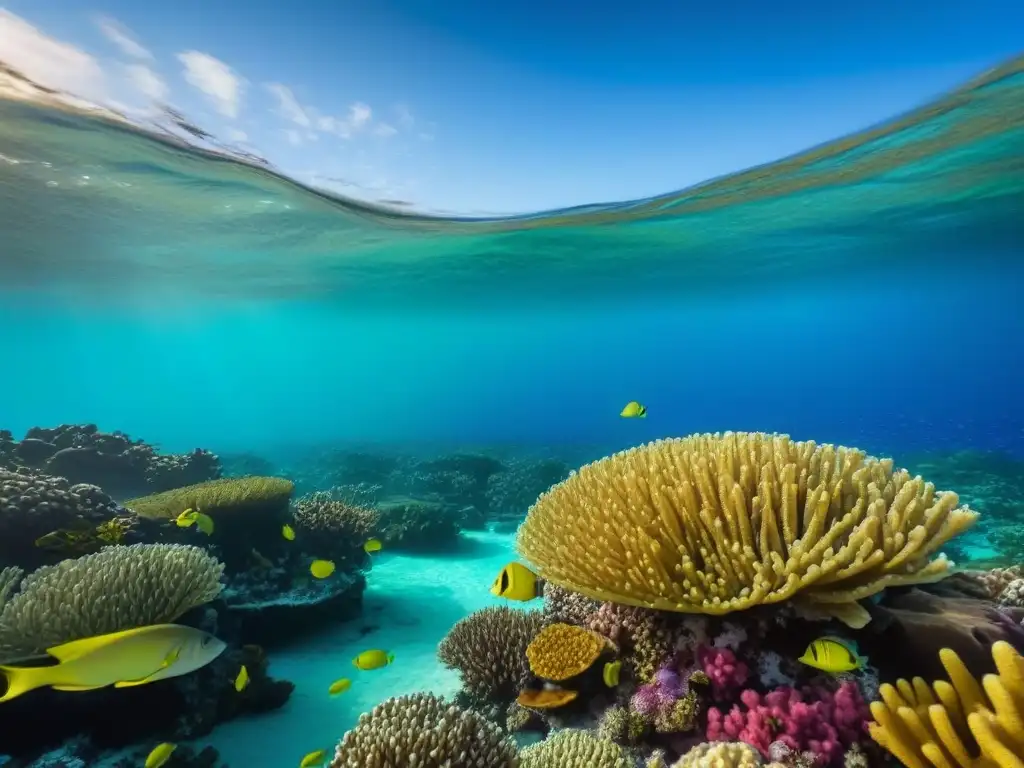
(284, 128, 303, 146)
(266, 82, 309, 127)
(0, 10, 107, 101)
(95, 15, 152, 61)
(126, 63, 167, 101)
(177, 50, 244, 118)
(395, 104, 414, 129)
(348, 102, 371, 128)
(226, 128, 248, 142)
(374, 122, 397, 137)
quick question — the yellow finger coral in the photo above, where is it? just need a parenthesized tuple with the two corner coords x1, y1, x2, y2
(868, 640, 1024, 768)
(125, 476, 295, 519)
(526, 622, 607, 680)
(519, 728, 632, 768)
(517, 432, 976, 627)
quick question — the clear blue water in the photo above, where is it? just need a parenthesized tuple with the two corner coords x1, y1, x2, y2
(0, 51, 1023, 768)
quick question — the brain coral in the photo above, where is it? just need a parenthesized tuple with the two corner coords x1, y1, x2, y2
(438, 605, 544, 699)
(330, 692, 519, 767)
(517, 432, 977, 628)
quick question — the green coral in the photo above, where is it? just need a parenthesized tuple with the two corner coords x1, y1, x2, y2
(125, 476, 295, 519)
(519, 729, 632, 768)
(0, 543, 224, 661)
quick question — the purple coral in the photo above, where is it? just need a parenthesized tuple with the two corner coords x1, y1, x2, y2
(697, 644, 750, 701)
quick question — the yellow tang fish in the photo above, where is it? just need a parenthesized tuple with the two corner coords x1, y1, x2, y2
(0, 624, 226, 703)
(363, 538, 382, 554)
(490, 562, 539, 602)
(175, 509, 199, 528)
(145, 742, 176, 768)
(353, 649, 394, 671)
(620, 400, 647, 418)
(310, 559, 335, 579)
(299, 749, 327, 768)
(798, 636, 867, 674)
(234, 664, 249, 692)
(194, 512, 214, 536)
(603, 660, 622, 687)
(328, 677, 351, 696)
(282, 524, 296, 541)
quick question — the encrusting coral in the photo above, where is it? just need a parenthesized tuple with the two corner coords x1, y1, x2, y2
(329, 692, 519, 767)
(868, 640, 1024, 768)
(526, 621, 608, 681)
(517, 432, 977, 628)
(0, 543, 224, 660)
(124, 476, 295, 519)
(519, 728, 633, 768)
(438, 606, 545, 699)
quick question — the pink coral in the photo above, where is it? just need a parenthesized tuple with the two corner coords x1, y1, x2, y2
(697, 645, 749, 701)
(705, 682, 869, 767)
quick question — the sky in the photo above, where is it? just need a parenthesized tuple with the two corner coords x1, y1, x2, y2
(1, 0, 1023, 214)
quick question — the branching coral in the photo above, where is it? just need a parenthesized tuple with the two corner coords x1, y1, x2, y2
(292, 491, 381, 540)
(125, 476, 295, 519)
(517, 432, 977, 628)
(526, 622, 607, 681)
(330, 692, 519, 767)
(438, 606, 544, 699)
(519, 728, 632, 768)
(0, 543, 224, 660)
(868, 640, 1024, 768)
(587, 602, 675, 682)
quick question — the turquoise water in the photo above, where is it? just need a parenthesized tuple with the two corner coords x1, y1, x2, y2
(0, 51, 1023, 768)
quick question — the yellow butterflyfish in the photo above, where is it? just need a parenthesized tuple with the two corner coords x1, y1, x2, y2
(144, 742, 176, 768)
(328, 677, 351, 696)
(797, 637, 867, 674)
(282, 524, 296, 541)
(310, 559, 335, 579)
(352, 649, 394, 671)
(0, 624, 225, 703)
(490, 562, 540, 602)
(620, 400, 647, 418)
(175, 509, 199, 528)
(299, 749, 327, 767)
(363, 538, 382, 553)
(234, 664, 249, 692)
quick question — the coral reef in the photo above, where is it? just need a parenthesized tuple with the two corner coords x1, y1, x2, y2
(869, 640, 1024, 767)
(124, 476, 295, 520)
(0, 424, 220, 498)
(330, 692, 519, 767)
(0, 543, 224, 660)
(526, 622, 608, 681)
(375, 495, 464, 550)
(292, 490, 380, 564)
(673, 741, 763, 767)
(517, 432, 976, 628)
(438, 606, 545, 700)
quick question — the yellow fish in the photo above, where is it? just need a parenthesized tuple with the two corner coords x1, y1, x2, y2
(299, 750, 327, 768)
(363, 538, 382, 554)
(490, 562, 540, 602)
(798, 637, 867, 674)
(145, 742, 176, 768)
(620, 400, 647, 418)
(194, 512, 215, 536)
(234, 664, 249, 692)
(603, 660, 622, 687)
(175, 509, 199, 528)
(310, 559, 335, 579)
(282, 524, 296, 541)
(328, 677, 351, 696)
(0, 624, 226, 703)
(353, 649, 394, 671)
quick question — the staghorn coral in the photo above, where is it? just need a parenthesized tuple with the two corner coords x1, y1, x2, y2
(0, 543, 224, 660)
(526, 622, 607, 681)
(519, 728, 632, 768)
(124, 476, 294, 519)
(672, 741, 764, 767)
(292, 492, 381, 540)
(330, 692, 518, 767)
(517, 432, 977, 628)
(868, 640, 1024, 768)
(438, 606, 544, 699)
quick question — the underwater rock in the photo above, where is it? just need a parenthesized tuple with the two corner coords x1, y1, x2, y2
(220, 570, 367, 648)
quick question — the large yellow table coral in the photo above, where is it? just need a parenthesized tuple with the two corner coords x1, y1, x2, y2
(516, 432, 976, 627)
(869, 640, 1024, 768)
